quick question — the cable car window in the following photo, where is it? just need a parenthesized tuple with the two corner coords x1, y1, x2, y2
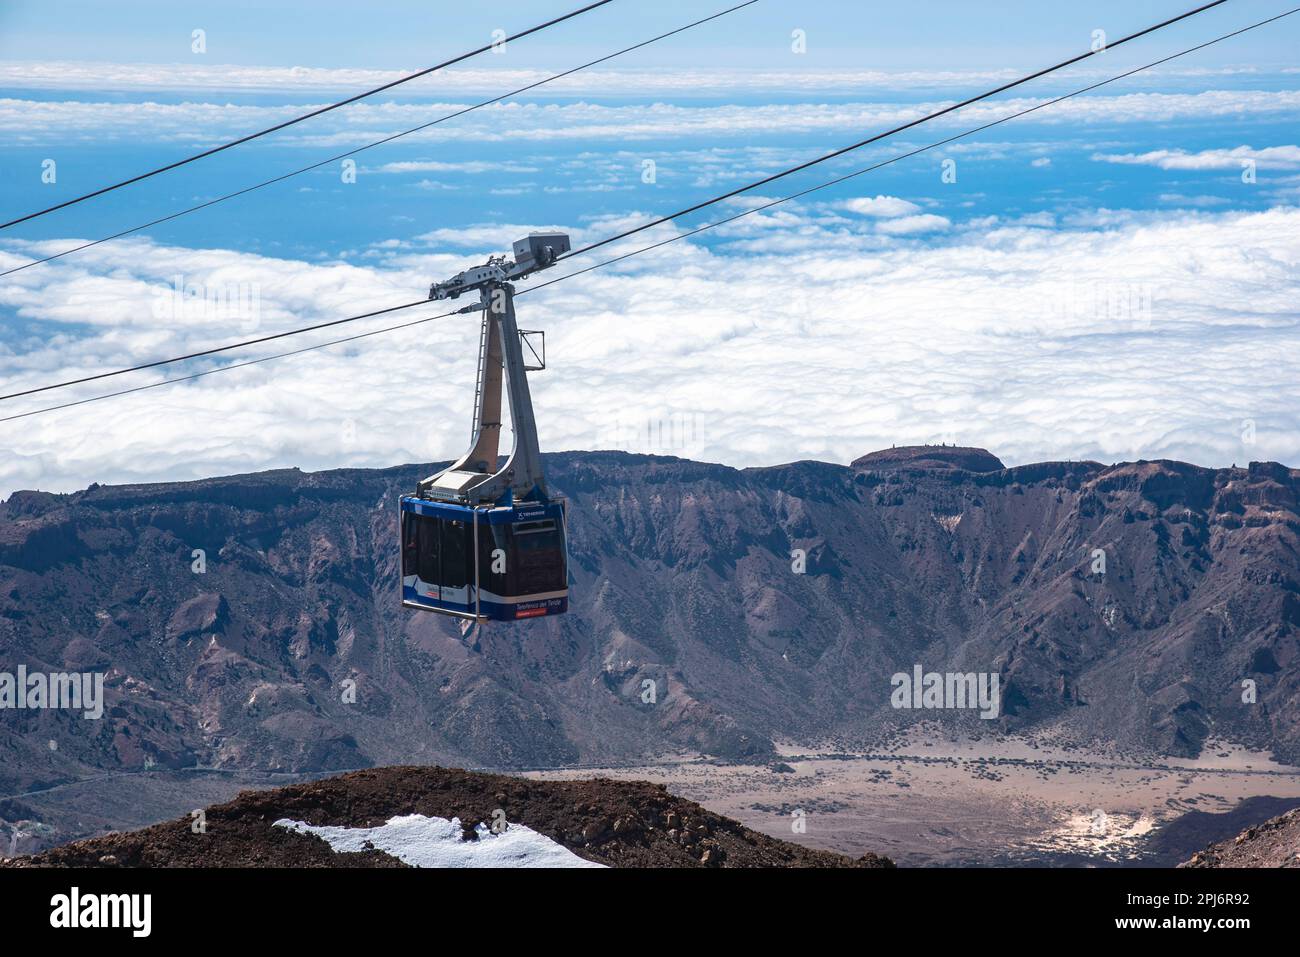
(512, 520, 566, 592)
(440, 518, 470, 589)
(416, 513, 439, 584)
(401, 511, 418, 578)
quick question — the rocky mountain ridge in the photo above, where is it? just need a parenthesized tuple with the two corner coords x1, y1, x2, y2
(2, 446, 1297, 806)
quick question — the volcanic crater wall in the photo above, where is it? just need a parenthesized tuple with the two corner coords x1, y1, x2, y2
(1, 447, 1298, 795)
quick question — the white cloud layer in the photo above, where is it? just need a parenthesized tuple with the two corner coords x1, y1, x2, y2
(842, 195, 922, 217)
(875, 213, 951, 234)
(3, 90, 1298, 147)
(2, 60, 1280, 97)
(1093, 145, 1300, 170)
(1, 203, 1298, 496)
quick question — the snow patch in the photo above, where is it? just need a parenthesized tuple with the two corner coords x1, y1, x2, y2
(274, 814, 605, 868)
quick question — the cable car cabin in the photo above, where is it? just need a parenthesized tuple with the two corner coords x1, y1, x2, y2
(400, 496, 568, 622)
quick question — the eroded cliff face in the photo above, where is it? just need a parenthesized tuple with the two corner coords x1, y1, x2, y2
(1, 448, 1297, 795)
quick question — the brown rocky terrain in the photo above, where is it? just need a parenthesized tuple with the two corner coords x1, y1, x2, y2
(4, 766, 892, 868)
(2, 446, 1298, 851)
(1181, 804, 1300, 868)
(852, 445, 1006, 472)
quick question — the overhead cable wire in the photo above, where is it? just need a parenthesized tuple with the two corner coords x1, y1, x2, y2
(0, 307, 475, 424)
(555, 0, 1231, 262)
(3, 0, 1275, 420)
(0, 0, 759, 278)
(0, 1, 761, 401)
(0, 0, 617, 230)
(524, 5, 1300, 295)
(6, 6, 1293, 426)
(0, 297, 433, 402)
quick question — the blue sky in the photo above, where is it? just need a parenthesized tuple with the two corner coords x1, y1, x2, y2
(0, 0, 1298, 494)
(3, 0, 1296, 70)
